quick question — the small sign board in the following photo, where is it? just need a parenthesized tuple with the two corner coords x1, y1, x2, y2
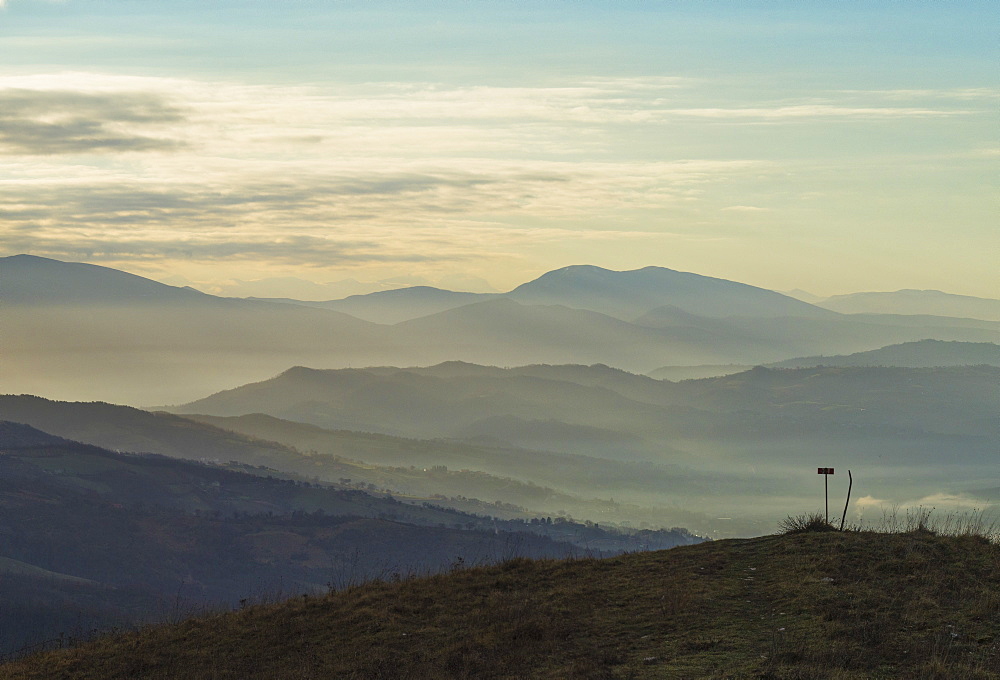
(817, 467, 835, 475)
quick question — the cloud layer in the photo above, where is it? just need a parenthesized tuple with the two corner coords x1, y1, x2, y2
(0, 89, 184, 155)
(0, 72, 995, 291)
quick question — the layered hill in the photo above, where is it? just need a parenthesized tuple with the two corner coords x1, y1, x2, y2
(2, 254, 211, 306)
(392, 298, 750, 368)
(819, 289, 1000, 321)
(507, 264, 833, 320)
(1, 256, 388, 404)
(4, 528, 999, 679)
(253, 264, 833, 323)
(173, 363, 678, 443)
(634, 308, 1000, 367)
(265, 286, 487, 324)
(649, 340, 1000, 376)
(173, 362, 1000, 443)
(0, 394, 711, 533)
(165, 362, 1000, 534)
(769, 339, 1000, 369)
(0, 421, 700, 656)
(8, 357, 998, 538)
(7, 255, 1000, 404)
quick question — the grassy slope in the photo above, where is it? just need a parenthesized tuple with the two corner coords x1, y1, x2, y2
(4, 530, 999, 679)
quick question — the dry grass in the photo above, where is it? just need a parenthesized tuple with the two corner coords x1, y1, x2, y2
(3, 528, 1000, 679)
(778, 512, 838, 534)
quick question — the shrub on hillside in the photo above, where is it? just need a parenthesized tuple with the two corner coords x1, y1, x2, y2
(778, 512, 837, 534)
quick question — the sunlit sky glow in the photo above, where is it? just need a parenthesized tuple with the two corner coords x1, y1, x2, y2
(1, 0, 996, 297)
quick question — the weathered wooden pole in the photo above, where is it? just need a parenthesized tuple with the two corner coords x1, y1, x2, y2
(839, 470, 853, 531)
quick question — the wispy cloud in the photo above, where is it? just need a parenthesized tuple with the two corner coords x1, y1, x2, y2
(0, 72, 992, 287)
(0, 155, 758, 268)
(665, 105, 971, 120)
(0, 89, 185, 155)
(837, 88, 999, 101)
(0, 73, 978, 160)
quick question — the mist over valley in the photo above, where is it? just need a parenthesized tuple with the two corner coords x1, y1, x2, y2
(4, 254, 998, 541)
(2, 256, 999, 668)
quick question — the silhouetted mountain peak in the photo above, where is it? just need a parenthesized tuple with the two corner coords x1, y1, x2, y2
(271, 285, 492, 324)
(267, 264, 834, 325)
(341, 285, 462, 300)
(278, 365, 322, 379)
(509, 265, 832, 320)
(1, 254, 210, 306)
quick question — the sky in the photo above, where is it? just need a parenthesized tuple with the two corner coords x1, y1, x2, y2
(0, 0, 996, 298)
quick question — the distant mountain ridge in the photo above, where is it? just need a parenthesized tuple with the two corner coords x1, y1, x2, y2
(818, 289, 1000, 321)
(171, 362, 1000, 447)
(507, 264, 834, 321)
(260, 286, 489, 325)
(5, 254, 1000, 404)
(160, 362, 1000, 533)
(256, 264, 834, 323)
(1, 254, 211, 306)
(646, 339, 1000, 379)
(768, 339, 1000, 369)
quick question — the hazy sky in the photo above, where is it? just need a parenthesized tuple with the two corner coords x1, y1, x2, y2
(1, 1, 996, 297)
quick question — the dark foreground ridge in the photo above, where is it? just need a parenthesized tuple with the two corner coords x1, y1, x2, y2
(3, 530, 999, 679)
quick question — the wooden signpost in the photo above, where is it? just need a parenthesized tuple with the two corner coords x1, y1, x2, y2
(818, 467, 834, 523)
(816, 468, 854, 529)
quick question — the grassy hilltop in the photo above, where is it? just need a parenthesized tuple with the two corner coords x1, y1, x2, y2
(4, 526, 1000, 679)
